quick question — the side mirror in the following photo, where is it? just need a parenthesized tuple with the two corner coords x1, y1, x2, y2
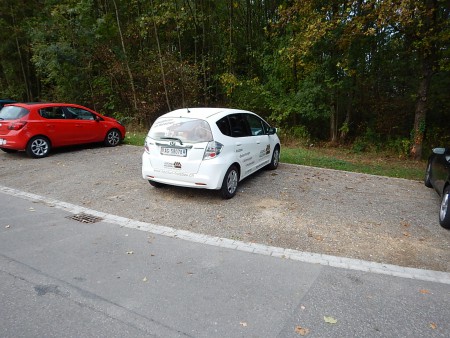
(267, 127, 277, 135)
(432, 147, 446, 155)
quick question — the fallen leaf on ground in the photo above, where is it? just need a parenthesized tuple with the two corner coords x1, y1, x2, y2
(430, 322, 437, 329)
(295, 325, 309, 335)
(240, 322, 248, 327)
(5, 225, 10, 229)
(324, 316, 337, 324)
(126, 251, 134, 255)
(419, 289, 431, 294)
(142, 277, 148, 282)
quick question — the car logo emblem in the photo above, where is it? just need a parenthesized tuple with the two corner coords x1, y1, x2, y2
(170, 141, 175, 146)
(174, 162, 182, 168)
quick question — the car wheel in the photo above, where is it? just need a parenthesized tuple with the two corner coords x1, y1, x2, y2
(220, 165, 239, 199)
(1, 148, 18, 153)
(424, 161, 432, 188)
(148, 180, 165, 188)
(26, 136, 51, 158)
(439, 186, 450, 229)
(267, 146, 280, 170)
(104, 129, 121, 147)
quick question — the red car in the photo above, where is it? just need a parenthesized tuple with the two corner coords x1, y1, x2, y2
(0, 102, 126, 158)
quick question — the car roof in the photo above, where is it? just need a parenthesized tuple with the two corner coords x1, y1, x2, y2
(161, 107, 255, 120)
(6, 102, 90, 110)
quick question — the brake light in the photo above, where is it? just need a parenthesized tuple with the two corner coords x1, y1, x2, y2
(203, 141, 223, 159)
(144, 138, 152, 154)
(8, 121, 27, 131)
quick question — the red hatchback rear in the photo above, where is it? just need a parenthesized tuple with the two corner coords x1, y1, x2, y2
(0, 103, 126, 158)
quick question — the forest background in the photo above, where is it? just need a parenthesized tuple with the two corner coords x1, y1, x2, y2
(1, 0, 449, 160)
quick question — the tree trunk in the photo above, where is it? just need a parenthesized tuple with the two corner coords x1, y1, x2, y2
(150, 0, 171, 111)
(410, 0, 438, 160)
(410, 62, 433, 160)
(11, 6, 31, 101)
(330, 99, 338, 145)
(112, 0, 138, 110)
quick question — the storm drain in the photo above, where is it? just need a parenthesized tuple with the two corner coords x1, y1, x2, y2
(66, 212, 103, 224)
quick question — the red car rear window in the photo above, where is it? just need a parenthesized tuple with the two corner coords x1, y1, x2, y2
(0, 106, 29, 120)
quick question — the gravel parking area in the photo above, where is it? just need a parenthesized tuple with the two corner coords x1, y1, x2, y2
(1, 144, 449, 272)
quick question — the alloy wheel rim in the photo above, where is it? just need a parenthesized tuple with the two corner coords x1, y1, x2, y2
(273, 149, 279, 166)
(440, 193, 448, 221)
(32, 139, 48, 156)
(227, 170, 238, 194)
(108, 131, 120, 145)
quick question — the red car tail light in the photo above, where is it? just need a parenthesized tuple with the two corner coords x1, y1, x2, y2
(8, 121, 27, 131)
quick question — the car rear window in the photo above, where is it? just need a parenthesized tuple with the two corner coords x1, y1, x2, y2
(0, 106, 29, 120)
(149, 117, 213, 143)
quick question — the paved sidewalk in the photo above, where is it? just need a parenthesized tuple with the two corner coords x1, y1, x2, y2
(1, 188, 449, 337)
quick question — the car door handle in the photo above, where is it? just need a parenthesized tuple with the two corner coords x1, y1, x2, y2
(236, 143, 242, 146)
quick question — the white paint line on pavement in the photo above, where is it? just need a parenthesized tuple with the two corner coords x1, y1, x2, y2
(2, 185, 450, 285)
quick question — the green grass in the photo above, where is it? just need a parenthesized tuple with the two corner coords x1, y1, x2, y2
(281, 147, 425, 181)
(124, 131, 147, 146)
(124, 131, 426, 181)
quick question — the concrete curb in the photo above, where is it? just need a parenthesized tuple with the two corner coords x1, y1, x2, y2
(2, 184, 449, 285)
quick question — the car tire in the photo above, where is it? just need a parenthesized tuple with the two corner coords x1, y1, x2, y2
(26, 136, 51, 158)
(267, 146, 280, 170)
(104, 129, 121, 147)
(220, 165, 239, 199)
(148, 180, 165, 188)
(424, 161, 433, 188)
(439, 185, 450, 229)
(1, 148, 18, 153)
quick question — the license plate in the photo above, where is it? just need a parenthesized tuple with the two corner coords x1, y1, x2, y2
(0, 139, 6, 145)
(160, 147, 187, 157)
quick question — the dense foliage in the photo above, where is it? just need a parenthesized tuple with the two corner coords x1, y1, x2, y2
(1, 0, 449, 158)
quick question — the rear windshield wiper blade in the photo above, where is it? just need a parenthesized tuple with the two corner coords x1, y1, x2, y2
(160, 137, 183, 145)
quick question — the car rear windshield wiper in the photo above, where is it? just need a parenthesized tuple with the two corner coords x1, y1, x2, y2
(160, 137, 183, 145)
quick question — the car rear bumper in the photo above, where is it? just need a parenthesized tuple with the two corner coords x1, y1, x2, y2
(142, 152, 227, 190)
(0, 134, 27, 150)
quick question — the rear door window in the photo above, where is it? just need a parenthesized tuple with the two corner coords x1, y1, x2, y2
(228, 114, 251, 137)
(39, 107, 65, 119)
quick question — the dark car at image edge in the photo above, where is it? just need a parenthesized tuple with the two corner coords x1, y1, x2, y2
(425, 147, 450, 229)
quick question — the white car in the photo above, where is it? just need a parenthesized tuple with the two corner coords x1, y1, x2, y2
(142, 108, 281, 198)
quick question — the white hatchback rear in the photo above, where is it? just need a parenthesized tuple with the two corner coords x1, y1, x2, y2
(142, 108, 280, 198)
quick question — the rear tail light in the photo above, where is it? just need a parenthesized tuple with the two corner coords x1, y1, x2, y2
(8, 121, 27, 131)
(203, 141, 223, 160)
(144, 138, 151, 154)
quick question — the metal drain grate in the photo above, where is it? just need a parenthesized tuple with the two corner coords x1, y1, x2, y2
(67, 212, 103, 224)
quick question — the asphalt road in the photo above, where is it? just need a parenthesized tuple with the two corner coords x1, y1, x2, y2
(0, 144, 449, 272)
(1, 191, 450, 337)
